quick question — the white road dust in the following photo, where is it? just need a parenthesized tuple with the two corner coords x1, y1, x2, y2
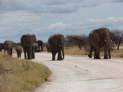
(26, 52, 123, 92)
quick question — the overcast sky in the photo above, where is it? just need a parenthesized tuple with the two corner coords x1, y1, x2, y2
(0, 0, 123, 42)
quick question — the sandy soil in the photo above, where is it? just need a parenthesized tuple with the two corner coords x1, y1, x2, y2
(24, 52, 123, 92)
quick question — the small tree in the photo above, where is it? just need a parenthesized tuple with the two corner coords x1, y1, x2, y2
(111, 30, 123, 50)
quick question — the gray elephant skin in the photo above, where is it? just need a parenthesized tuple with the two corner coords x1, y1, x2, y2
(37, 40, 44, 52)
(3, 40, 15, 56)
(13, 43, 23, 58)
(33, 40, 44, 52)
(21, 34, 36, 59)
(0, 43, 4, 51)
(88, 27, 112, 59)
(48, 34, 64, 61)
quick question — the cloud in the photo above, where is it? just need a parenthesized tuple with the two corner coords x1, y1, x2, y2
(0, 0, 120, 14)
(0, 11, 75, 41)
(0, 11, 42, 39)
(112, 0, 123, 3)
(0, 11, 42, 26)
(0, 0, 123, 41)
(49, 22, 71, 29)
(86, 17, 123, 24)
(0, 0, 80, 13)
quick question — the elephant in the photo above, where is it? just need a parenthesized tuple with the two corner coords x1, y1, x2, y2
(21, 34, 37, 59)
(45, 42, 50, 52)
(0, 43, 4, 51)
(32, 42, 39, 52)
(37, 40, 44, 51)
(13, 44, 23, 58)
(3, 40, 15, 56)
(48, 34, 64, 61)
(88, 27, 112, 59)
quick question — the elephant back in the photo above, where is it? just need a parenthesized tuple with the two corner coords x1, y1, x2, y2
(14, 44, 23, 52)
(4, 40, 15, 49)
(37, 40, 43, 46)
(89, 27, 111, 48)
(21, 34, 37, 47)
(48, 34, 64, 51)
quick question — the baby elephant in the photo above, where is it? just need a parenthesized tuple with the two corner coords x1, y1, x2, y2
(14, 45, 23, 58)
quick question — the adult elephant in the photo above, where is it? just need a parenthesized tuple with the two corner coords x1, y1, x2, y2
(88, 27, 112, 59)
(48, 34, 64, 61)
(21, 34, 37, 59)
(3, 40, 15, 56)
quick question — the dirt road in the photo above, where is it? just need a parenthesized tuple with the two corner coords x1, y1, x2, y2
(32, 52, 123, 92)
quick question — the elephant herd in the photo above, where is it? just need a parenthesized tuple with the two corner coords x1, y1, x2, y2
(0, 35, 44, 59)
(0, 27, 113, 60)
(20, 34, 64, 60)
(0, 34, 65, 61)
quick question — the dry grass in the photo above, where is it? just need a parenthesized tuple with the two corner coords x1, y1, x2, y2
(64, 46, 123, 58)
(111, 49, 123, 58)
(64, 46, 88, 56)
(0, 53, 51, 92)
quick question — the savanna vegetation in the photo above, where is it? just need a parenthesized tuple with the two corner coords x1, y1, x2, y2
(0, 53, 51, 92)
(64, 46, 123, 58)
(64, 29, 123, 58)
(1, 28, 123, 92)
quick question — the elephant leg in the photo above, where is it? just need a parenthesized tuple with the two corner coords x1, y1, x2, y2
(17, 51, 19, 58)
(18, 52, 20, 58)
(94, 47, 100, 59)
(27, 48, 31, 59)
(88, 46, 93, 58)
(52, 51, 57, 61)
(104, 46, 108, 59)
(23, 48, 27, 59)
(10, 48, 12, 56)
(28, 52, 32, 59)
(31, 51, 34, 59)
(28, 47, 34, 59)
(27, 51, 30, 59)
(31, 47, 35, 59)
(33, 50, 35, 59)
(57, 50, 62, 60)
(32, 52, 35, 59)
(108, 49, 111, 59)
(20, 52, 22, 58)
(41, 46, 43, 51)
(7, 48, 12, 56)
(61, 48, 64, 60)
(38, 46, 40, 51)
(17, 50, 21, 58)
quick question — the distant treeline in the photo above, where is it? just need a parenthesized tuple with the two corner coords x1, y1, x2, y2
(64, 29, 123, 50)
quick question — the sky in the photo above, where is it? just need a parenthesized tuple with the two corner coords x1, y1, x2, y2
(0, 0, 123, 42)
